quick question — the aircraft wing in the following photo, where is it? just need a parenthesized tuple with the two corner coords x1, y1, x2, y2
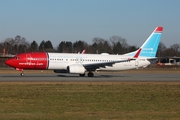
(83, 59, 134, 71)
(83, 48, 141, 71)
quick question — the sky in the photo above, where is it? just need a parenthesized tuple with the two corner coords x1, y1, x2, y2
(0, 0, 180, 48)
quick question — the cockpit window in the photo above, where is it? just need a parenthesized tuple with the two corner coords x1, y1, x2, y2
(14, 56, 20, 60)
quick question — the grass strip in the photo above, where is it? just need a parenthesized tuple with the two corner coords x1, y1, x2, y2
(0, 82, 180, 120)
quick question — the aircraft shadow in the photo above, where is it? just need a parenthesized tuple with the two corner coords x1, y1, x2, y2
(0, 74, 128, 78)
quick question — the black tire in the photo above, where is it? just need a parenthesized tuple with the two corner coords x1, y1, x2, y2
(20, 73, 24, 76)
(88, 72, 94, 77)
(79, 73, 85, 77)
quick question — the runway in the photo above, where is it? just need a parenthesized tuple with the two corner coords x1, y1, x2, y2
(0, 72, 180, 82)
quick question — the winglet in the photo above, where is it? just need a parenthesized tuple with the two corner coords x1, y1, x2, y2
(81, 49, 86, 54)
(133, 48, 142, 58)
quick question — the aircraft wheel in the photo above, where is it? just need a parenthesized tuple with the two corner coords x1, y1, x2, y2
(20, 73, 24, 76)
(88, 72, 94, 77)
(79, 73, 85, 77)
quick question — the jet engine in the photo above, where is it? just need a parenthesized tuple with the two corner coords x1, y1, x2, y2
(67, 64, 86, 74)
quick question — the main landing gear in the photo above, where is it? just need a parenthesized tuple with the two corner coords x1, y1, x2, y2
(79, 72, 94, 77)
(88, 72, 94, 77)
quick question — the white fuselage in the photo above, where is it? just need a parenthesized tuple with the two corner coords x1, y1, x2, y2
(47, 53, 153, 71)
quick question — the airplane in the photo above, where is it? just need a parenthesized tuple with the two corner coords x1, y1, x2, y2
(5, 27, 163, 77)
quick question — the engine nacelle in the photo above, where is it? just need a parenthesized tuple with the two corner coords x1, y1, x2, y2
(67, 64, 85, 74)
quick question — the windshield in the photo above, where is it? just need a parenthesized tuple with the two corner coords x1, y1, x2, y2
(14, 56, 20, 60)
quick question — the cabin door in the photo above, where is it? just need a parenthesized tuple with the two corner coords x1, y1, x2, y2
(26, 54, 31, 63)
(135, 59, 139, 66)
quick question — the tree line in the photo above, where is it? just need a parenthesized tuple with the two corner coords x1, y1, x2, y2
(0, 35, 180, 57)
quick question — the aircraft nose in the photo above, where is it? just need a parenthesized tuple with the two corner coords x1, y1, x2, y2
(5, 59, 12, 66)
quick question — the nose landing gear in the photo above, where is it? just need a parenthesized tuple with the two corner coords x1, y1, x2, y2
(20, 72, 24, 76)
(16, 68, 24, 76)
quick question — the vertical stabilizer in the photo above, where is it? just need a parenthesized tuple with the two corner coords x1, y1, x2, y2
(125, 27, 163, 57)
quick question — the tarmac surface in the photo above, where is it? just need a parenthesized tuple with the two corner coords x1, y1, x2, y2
(0, 72, 180, 82)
